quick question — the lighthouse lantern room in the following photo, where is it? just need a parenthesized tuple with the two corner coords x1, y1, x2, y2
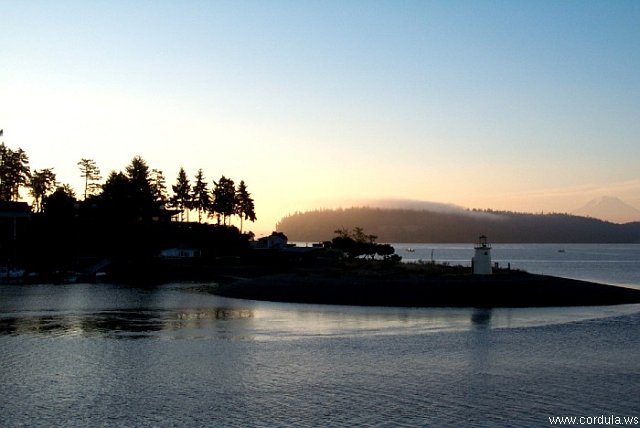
(472, 235, 493, 275)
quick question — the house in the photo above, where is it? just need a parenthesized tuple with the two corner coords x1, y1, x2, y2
(159, 247, 202, 259)
(0, 201, 31, 221)
(252, 232, 289, 250)
(154, 204, 182, 222)
(0, 202, 32, 244)
(0, 202, 32, 268)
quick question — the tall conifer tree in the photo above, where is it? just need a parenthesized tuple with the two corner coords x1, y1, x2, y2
(211, 176, 235, 225)
(171, 167, 191, 222)
(235, 180, 256, 233)
(77, 158, 102, 200)
(191, 169, 210, 223)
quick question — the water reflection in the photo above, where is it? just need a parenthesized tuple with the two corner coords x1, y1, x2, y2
(176, 308, 254, 321)
(171, 308, 254, 334)
(471, 308, 493, 329)
(1, 283, 639, 341)
(0, 308, 255, 339)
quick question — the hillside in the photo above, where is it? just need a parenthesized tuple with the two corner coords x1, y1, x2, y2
(276, 207, 640, 243)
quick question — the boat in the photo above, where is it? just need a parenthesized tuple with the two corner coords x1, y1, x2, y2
(0, 267, 26, 283)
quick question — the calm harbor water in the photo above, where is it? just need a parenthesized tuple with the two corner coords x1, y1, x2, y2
(1, 244, 639, 427)
(397, 243, 640, 289)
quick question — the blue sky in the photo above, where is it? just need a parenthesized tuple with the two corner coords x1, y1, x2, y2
(2, 0, 639, 232)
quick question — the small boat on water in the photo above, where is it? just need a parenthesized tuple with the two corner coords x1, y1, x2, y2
(405, 248, 415, 253)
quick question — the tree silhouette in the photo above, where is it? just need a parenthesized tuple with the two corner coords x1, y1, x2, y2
(211, 175, 235, 225)
(77, 158, 102, 200)
(124, 156, 155, 219)
(150, 169, 168, 204)
(100, 171, 133, 218)
(235, 180, 256, 233)
(331, 227, 394, 260)
(0, 136, 259, 233)
(171, 167, 191, 222)
(192, 169, 210, 223)
(0, 143, 30, 202)
(126, 156, 152, 196)
(98, 157, 156, 221)
(29, 168, 57, 212)
(42, 185, 77, 219)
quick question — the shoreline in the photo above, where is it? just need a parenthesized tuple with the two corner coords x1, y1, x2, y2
(211, 271, 640, 308)
(9, 254, 640, 308)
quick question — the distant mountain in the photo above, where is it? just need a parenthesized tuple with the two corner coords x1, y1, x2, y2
(572, 196, 640, 224)
(276, 207, 640, 243)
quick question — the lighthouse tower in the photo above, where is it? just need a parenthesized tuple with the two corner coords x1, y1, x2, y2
(472, 235, 492, 275)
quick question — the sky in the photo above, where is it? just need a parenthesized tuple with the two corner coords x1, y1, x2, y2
(2, 0, 639, 234)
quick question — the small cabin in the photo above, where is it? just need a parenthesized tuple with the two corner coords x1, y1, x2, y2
(472, 235, 492, 275)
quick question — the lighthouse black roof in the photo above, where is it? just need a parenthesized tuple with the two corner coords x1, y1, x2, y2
(475, 235, 490, 249)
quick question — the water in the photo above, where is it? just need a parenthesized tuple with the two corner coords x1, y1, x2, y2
(1, 244, 639, 427)
(397, 243, 640, 289)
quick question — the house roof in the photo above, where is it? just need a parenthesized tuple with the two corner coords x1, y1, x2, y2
(0, 202, 31, 218)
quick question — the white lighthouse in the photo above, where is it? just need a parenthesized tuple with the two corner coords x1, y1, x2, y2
(472, 235, 492, 275)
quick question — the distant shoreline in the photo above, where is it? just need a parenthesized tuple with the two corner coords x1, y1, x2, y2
(211, 271, 640, 308)
(276, 207, 640, 243)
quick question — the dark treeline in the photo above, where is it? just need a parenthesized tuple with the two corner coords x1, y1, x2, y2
(0, 143, 256, 228)
(276, 207, 640, 243)
(0, 141, 258, 274)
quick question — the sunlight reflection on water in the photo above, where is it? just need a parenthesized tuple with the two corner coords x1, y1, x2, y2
(1, 283, 639, 341)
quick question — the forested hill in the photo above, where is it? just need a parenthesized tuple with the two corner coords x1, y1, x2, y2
(276, 207, 640, 243)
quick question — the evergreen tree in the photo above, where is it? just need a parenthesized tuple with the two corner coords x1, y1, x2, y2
(77, 158, 102, 200)
(235, 180, 256, 233)
(100, 171, 132, 218)
(124, 156, 155, 219)
(171, 167, 191, 222)
(42, 185, 77, 219)
(29, 168, 57, 212)
(0, 143, 30, 202)
(191, 169, 210, 223)
(126, 156, 152, 198)
(211, 175, 235, 225)
(150, 169, 168, 203)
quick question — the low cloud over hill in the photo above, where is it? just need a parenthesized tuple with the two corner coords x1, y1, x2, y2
(277, 206, 640, 243)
